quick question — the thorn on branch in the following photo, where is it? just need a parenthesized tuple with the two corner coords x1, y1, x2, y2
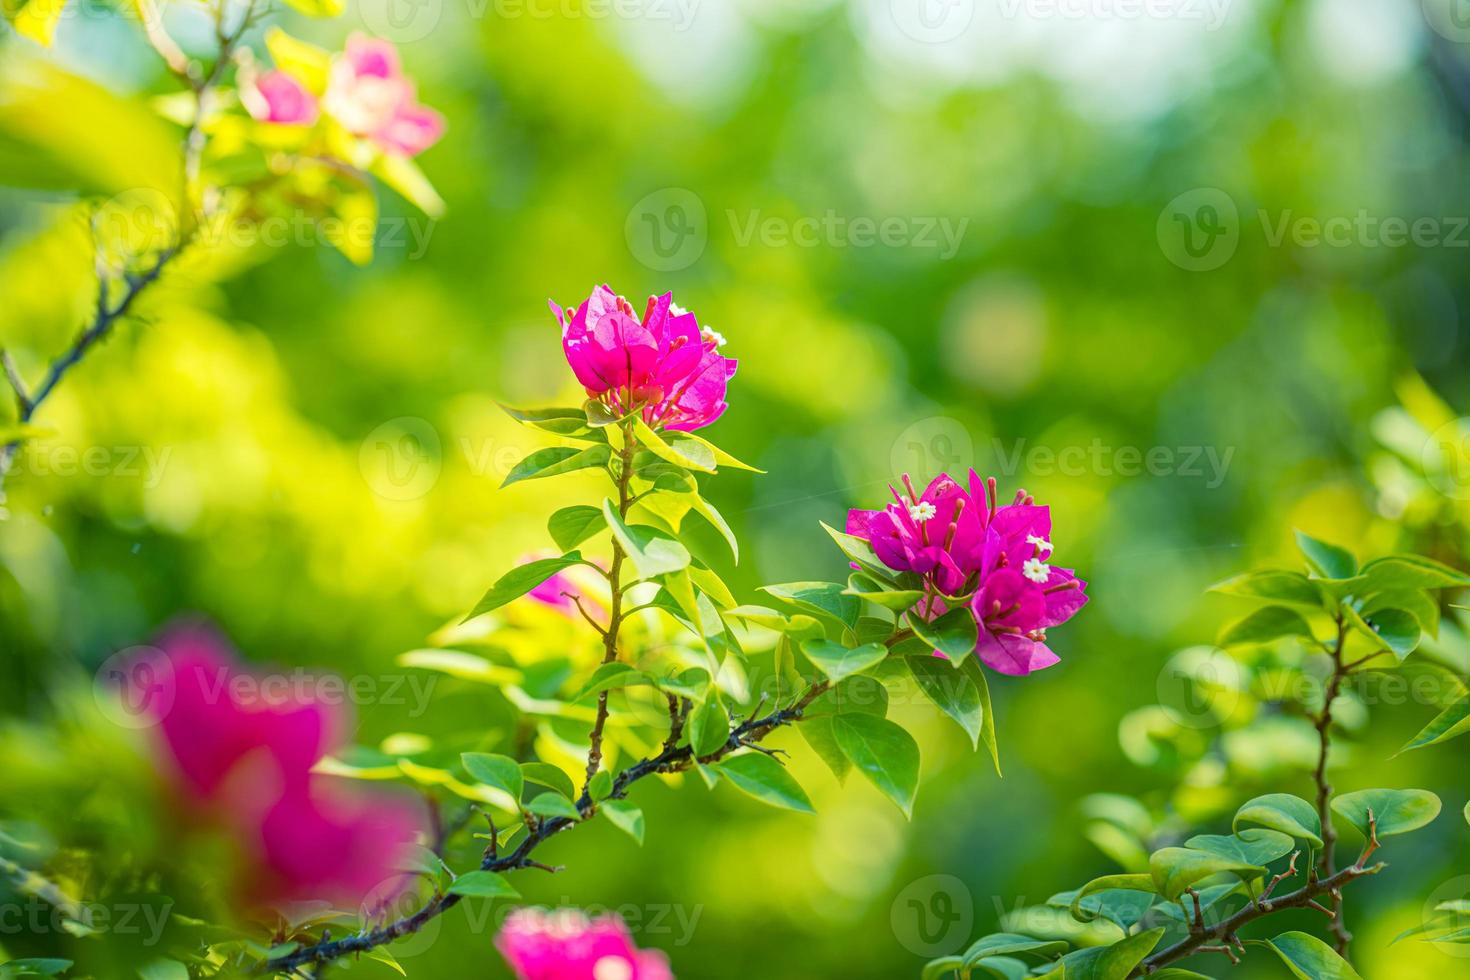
(1197, 944, 1241, 966)
(1188, 888, 1205, 932)
(1356, 808, 1381, 868)
(1260, 850, 1301, 905)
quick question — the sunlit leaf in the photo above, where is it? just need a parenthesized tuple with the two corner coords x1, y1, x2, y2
(1251, 931, 1363, 980)
(833, 713, 920, 818)
(1330, 788, 1441, 839)
(713, 753, 814, 813)
(1233, 793, 1323, 848)
(463, 553, 587, 622)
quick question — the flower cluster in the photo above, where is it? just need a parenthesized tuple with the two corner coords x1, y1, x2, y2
(244, 33, 445, 158)
(495, 908, 674, 980)
(118, 624, 426, 914)
(551, 285, 736, 432)
(846, 471, 1088, 676)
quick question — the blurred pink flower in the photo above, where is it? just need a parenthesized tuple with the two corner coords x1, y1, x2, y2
(496, 909, 673, 980)
(549, 285, 736, 432)
(121, 623, 427, 914)
(845, 471, 1088, 675)
(322, 33, 445, 157)
(242, 70, 320, 126)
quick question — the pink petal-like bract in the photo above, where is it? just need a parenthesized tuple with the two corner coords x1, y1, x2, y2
(843, 471, 1088, 675)
(551, 286, 735, 433)
(496, 908, 674, 980)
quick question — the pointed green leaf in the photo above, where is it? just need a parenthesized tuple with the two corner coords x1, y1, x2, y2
(1397, 694, 1470, 754)
(1295, 531, 1358, 580)
(600, 800, 644, 845)
(575, 662, 650, 700)
(632, 418, 717, 473)
(908, 607, 979, 662)
(446, 870, 520, 899)
(460, 753, 522, 803)
(833, 713, 921, 818)
(1210, 569, 1326, 607)
(603, 500, 691, 579)
(760, 581, 862, 630)
(689, 695, 730, 758)
(502, 445, 611, 488)
(713, 753, 814, 813)
(520, 762, 577, 800)
(1361, 554, 1470, 591)
(1345, 607, 1420, 660)
(1252, 931, 1364, 980)
(908, 655, 983, 749)
(960, 934, 1069, 961)
(464, 553, 586, 622)
(1066, 874, 1156, 924)
(1331, 788, 1441, 838)
(800, 640, 888, 683)
(1234, 793, 1323, 848)
(1149, 847, 1263, 900)
(1035, 927, 1164, 980)
(548, 505, 607, 551)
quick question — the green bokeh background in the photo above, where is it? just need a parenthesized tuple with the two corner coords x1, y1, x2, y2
(4, 0, 1470, 976)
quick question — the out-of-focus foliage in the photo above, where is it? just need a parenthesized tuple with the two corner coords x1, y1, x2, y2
(3, 0, 1470, 977)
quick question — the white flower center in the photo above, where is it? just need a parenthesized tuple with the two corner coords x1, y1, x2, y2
(593, 957, 634, 980)
(1026, 534, 1053, 554)
(908, 501, 937, 523)
(1023, 558, 1050, 583)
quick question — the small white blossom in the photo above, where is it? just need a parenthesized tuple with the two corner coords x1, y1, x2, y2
(1023, 558, 1050, 583)
(908, 501, 937, 523)
(670, 302, 688, 316)
(702, 326, 727, 347)
(1026, 534, 1053, 554)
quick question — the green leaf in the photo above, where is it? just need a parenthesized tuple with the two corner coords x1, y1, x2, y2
(661, 428, 762, 472)
(588, 770, 612, 801)
(396, 649, 521, 685)
(446, 870, 520, 899)
(575, 662, 650, 700)
(1185, 828, 1294, 866)
(1345, 607, 1420, 660)
(1361, 554, 1470, 591)
(960, 934, 1068, 962)
(600, 800, 644, 845)
(1331, 788, 1441, 838)
(500, 404, 606, 441)
(1363, 588, 1440, 638)
(520, 762, 577, 801)
(960, 655, 1001, 775)
(372, 153, 443, 218)
(1149, 847, 1263, 900)
(1210, 569, 1326, 607)
(844, 579, 924, 612)
(137, 962, 188, 980)
(1219, 606, 1315, 647)
(689, 695, 730, 758)
(760, 582, 861, 630)
(460, 753, 522, 803)
(463, 553, 586, 622)
(908, 607, 979, 662)
(908, 655, 983, 749)
(800, 640, 888, 683)
(548, 505, 607, 551)
(1065, 873, 1156, 924)
(833, 713, 921, 818)
(0, 961, 71, 977)
(502, 445, 611, 488)
(821, 522, 900, 584)
(632, 418, 717, 473)
(687, 491, 739, 563)
(1035, 928, 1164, 980)
(526, 793, 582, 821)
(713, 753, 814, 813)
(603, 500, 692, 579)
(1234, 793, 1324, 848)
(1252, 931, 1364, 980)
(798, 677, 887, 782)
(921, 957, 964, 980)
(1295, 531, 1358, 580)
(1397, 693, 1470, 754)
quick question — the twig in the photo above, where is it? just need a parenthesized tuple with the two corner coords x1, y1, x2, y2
(1311, 614, 1354, 954)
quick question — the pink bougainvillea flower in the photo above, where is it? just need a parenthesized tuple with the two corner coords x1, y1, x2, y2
(549, 285, 736, 432)
(118, 623, 427, 914)
(522, 554, 609, 627)
(242, 70, 320, 126)
(322, 33, 445, 157)
(496, 908, 674, 980)
(845, 471, 1088, 676)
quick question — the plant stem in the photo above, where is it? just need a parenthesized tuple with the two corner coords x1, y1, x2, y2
(1313, 614, 1353, 955)
(1133, 860, 1384, 975)
(261, 681, 829, 975)
(581, 420, 637, 793)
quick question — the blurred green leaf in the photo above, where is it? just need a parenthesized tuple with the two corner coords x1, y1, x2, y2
(800, 640, 887, 683)
(1034, 927, 1163, 980)
(600, 800, 644, 846)
(1396, 694, 1470, 754)
(688, 694, 729, 758)
(713, 753, 813, 813)
(1218, 606, 1315, 647)
(833, 713, 920, 818)
(1210, 569, 1325, 607)
(1294, 531, 1357, 580)
(446, 870, 520, 898)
